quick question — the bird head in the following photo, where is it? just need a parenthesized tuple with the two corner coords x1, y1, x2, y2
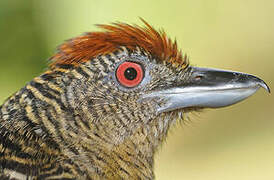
(44, 19, 269, 177)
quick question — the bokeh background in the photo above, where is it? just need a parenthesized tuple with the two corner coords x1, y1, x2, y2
(0, 0, 273, 179)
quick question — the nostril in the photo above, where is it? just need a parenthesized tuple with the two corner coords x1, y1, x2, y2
(194, 75, 204, 81)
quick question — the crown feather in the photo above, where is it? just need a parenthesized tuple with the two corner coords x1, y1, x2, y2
(50, 19, 189, 69)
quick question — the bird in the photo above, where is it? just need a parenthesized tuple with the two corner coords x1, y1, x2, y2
(0, 19, 270, 180)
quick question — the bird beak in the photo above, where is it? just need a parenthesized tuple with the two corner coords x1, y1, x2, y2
(141, 67, 270, 113)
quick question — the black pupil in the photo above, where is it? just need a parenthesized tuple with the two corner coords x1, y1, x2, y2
(124, 67, 137, 80)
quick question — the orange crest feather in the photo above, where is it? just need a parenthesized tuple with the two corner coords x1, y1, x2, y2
(50, 19, 188, 69)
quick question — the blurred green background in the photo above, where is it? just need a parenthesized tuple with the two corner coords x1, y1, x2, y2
(0, 0, 273, 179)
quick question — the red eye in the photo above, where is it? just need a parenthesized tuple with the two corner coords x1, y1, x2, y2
(116, 62, 144, 88)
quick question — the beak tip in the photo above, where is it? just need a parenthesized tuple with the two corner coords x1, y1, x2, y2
(258, 79, 271, 93)
(249, 74, 270, 93)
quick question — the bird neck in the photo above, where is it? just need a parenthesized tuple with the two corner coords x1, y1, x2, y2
(69, 116, 171, 179)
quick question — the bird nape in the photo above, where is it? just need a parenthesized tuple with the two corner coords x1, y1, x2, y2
(0, 19, 270, 180)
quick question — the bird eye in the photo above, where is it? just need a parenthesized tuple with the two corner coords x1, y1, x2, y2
(116, 61, 144, 88)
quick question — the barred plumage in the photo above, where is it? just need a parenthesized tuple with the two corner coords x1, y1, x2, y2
(0, 20, 269, 179)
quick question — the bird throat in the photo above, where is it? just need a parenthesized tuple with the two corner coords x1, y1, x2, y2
(63, 113, 176, 179)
